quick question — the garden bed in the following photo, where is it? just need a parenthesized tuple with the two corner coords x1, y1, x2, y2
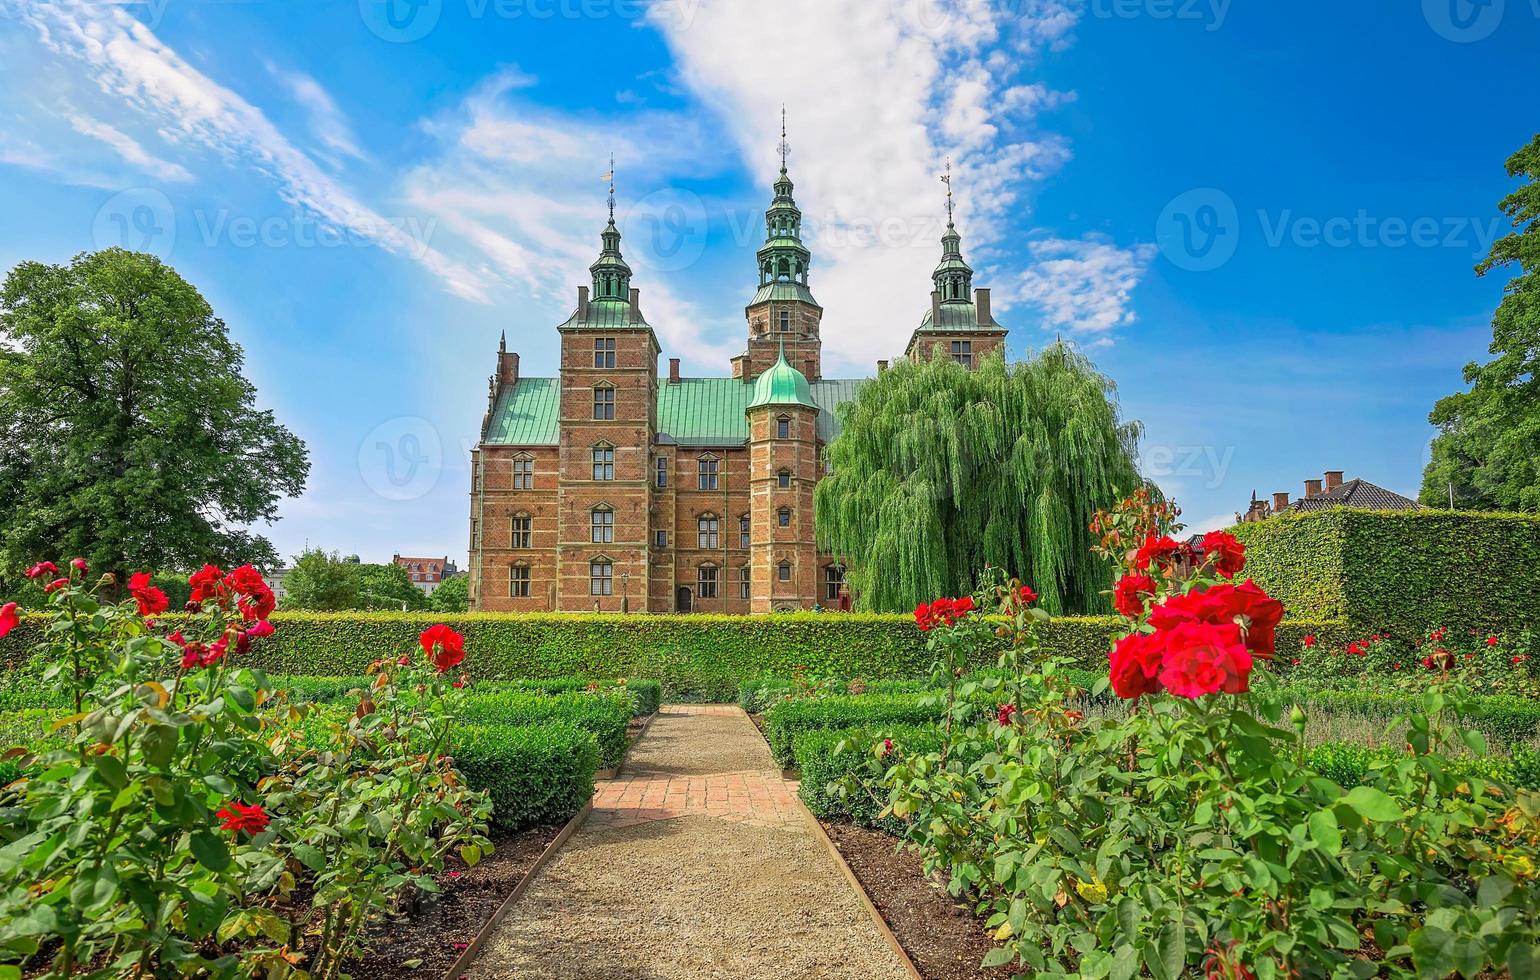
(822, 822, 1010, 980)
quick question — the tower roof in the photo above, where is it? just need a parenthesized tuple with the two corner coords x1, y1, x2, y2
(747, 343, 817, 410)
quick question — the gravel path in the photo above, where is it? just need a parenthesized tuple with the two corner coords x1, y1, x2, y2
(468, 705, 910, 980)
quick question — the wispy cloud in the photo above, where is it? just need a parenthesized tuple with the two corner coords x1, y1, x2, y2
(64, 110, 193, 182)
(1011, 237, 1158, 335)
(266, 64, 369, 168)
(16, 2, 489, 301)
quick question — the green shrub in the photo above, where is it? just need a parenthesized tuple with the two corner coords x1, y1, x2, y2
(457, 691, 633, 769)
(1231, 509, 1540, 635)
(764, 693, 972, 768)
(1305, 741, 1540, 790)
(499, 677, 661, 717)
(794, 723, 943, 829)
(1281, 685, 1540, 745)
(451, 722, 599, 831)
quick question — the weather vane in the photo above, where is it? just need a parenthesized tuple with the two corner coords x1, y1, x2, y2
(778, 104, 790, 173)
(940, 157, 954, 225)
(602, 154, 615, 222)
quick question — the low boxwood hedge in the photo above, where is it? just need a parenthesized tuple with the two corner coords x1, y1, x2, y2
(738, 677, 938, 715)
(457, 691, 633, 769)
(794, 723, 944, 830)
(763, 693, 979, 768)
(1280, 686, 1540, 745)
(451, 722, 599, 831)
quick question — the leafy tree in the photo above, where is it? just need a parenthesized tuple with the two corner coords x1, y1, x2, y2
(1421, 134, 1540, 511)
(814, 343, 1146, 615)
(355, 562, 427, 611)
(0, 249, 309, 580)
(280, 549, 359, 611)
(427, 574, 468, 613)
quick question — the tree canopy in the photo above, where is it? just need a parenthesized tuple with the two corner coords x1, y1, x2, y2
(1420, 133, 1540, 512)
(280, 549, 360, 611)
(427, 574, 468, 613)
(0, 249, 309, 579)
(814, 342, 1146, 614)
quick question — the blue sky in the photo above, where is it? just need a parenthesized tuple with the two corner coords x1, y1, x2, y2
(0, 0, 1534, 564)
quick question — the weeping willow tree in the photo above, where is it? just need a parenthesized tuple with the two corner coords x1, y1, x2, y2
(815, 342, 1147, 615)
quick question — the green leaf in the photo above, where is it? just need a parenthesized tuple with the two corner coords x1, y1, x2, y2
(459, 843, 483, 868)
(981, 947, 1015, 968)
(190, 831, 231, 872)
(1308, 809, 1342, 854)
(1147, 920, 1186, 980)
(290, 843, 326, 871)
(1509, 943, 1540, 980)
(1341, 786, 1403, 822)
(1477, 874, 1514, 908)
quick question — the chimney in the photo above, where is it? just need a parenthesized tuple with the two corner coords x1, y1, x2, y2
(1305, 479, 1323, 498)
(1324, 470, 1344, 492)
(877, 359, 888, 373)
(577, 285, 590, 321)
(930, 289, 942, 325)
(628, 287, 641, 324)
(498, 350, 519, 385)
(974, 287, 991, 326)
(668, 358, 680, 384)
(1272, 492, 1290, 513)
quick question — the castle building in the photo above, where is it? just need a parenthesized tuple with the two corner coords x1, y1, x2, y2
(467, 147, 1008, 613)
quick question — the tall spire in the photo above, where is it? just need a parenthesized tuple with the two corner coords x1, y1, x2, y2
(604, 154, 616, 224)
(932, 159, 972, 302)
(941, 157, 954, 228)
(589, 154, 631, 303)
(778, 104, 790, 175)
(755, 108, 812, 292)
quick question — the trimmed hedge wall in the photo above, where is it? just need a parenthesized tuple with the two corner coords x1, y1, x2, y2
(457, 691, 634, 769)
(452, 722, 599, 831)
(0, 612, 1348, 699)
(1231, 509, 1540, 635)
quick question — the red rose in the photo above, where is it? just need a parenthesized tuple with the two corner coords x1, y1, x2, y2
(225, 564, 266, 595)
(238, 584, 276, 622)
(43, 578, 69, 594)
(1290, 658, 1301, 666)
(188, 563, 225, 601)
(245, 620, 274, 639)
(1158, 621, 1253, 698)
(419, 624, 466, 672)
(70, 558, 89, 574)
(1200, 531, 1246, 577)
(1302, 634, 1317, 648)
(180, 642, 205, 670)
(1487, 635, 1499, 647)
(1515, 655, 1529, 665)
(24, 561, 58, 579)
(216, 801, 270, 835)
(1113, 573, 1157, 619)
(0, 602, 17, 640)
(134, 586, 169, 617)
(1109, 630, 1165, 699)
(880, 739, 893, 758)
(201, 638, 229, 667)
(397, 654, 410, 666)
(1424, 649, 1455, 671)
(997, 703, 1018, 726)
(1148, 580, 1283, 659)
(1133, 535, 1185, 572)
(1016, 585, 1038, 605)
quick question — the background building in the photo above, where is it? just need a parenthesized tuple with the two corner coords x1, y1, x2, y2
(393, 554, 459, 595)
(467, 153, 1006, 612)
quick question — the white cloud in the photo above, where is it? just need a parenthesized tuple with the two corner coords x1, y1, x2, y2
(267, 65, 369, 167)
(17, 2, 489, 301)
(64, 110, 193, 181)
(647, 0, 1082, 371)
(1011, 237, 1157, 335)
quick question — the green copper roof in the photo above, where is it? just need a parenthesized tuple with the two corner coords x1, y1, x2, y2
(557, 298, 652, 331)
(481, 376, 864, 447)
(747, 348, 818, 410)
(746, 281, 821, 308)
(917, 302, 1004, 332)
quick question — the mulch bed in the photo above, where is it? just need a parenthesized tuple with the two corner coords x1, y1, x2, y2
(345, 823, 564, 979)
(822, 822, 1014, 980)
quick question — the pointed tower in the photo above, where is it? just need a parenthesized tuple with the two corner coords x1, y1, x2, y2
(905, 161, 1007, 367)
(734, 108, 824, 383)
(745, 342, 820, 612)
(553, 159, 661, 612)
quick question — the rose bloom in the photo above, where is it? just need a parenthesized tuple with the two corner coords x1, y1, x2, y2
(216, 801, 270, 835)
(1158, 621, 1253, 698)
(1487, 635, 1499, 647)
(420, 624, 466, 672)
(1016, 585, 1038, 605)
(1200, 530, 1246, 578)
(43, 578, 70, 595)
(245, 620, 275, 640)
(997, 703, 1018, 726)
(24, 561, 58, 579)
(1113, 573, 1157, 619)
(188, 563, 226, 602)
(1109, 630, 1165, 699)
(1148, 580, 1284, 659)
(225, 564, 267, 596)
(1132, 535, 1185, 572)
(128, 572, 169, 616)
(1302, 634, 1317, 648)
(0, 602, 18, 640)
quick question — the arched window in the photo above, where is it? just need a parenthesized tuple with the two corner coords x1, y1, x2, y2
(697, 513, 719, 549)
(511, 512, 532, 549)
(777, 468, 792, 489)
(824, 564, 845, 602)
(592, 383, 615, 420)
(738, 513, 751, 549)
(697, 453, 719, 490)
(589, 558, 613, 596)
(777, 506, 791, 528)
(512, 453, 534, 490)
(776, 415, 791, 439)
(590, 505, 614, 544)
(591, 443, 615, 480)
(509, 562, 531, 598)
(697, 563, 719, 599)
(777, 560, 792, 582)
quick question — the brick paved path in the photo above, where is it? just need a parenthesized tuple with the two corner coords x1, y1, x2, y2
(469, 705, 910, 980)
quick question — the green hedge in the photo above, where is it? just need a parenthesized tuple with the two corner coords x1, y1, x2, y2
(1231, 509, 1540, 635)
(763, 693, 986, 768)
(1280, 687, 1540, 746)
(794, 724, 943, 830)
(457, 691, 633, 769)
(738, 677, 937, 715)
(0, 612, 1344, 700)
(451, 722, 599, 831)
